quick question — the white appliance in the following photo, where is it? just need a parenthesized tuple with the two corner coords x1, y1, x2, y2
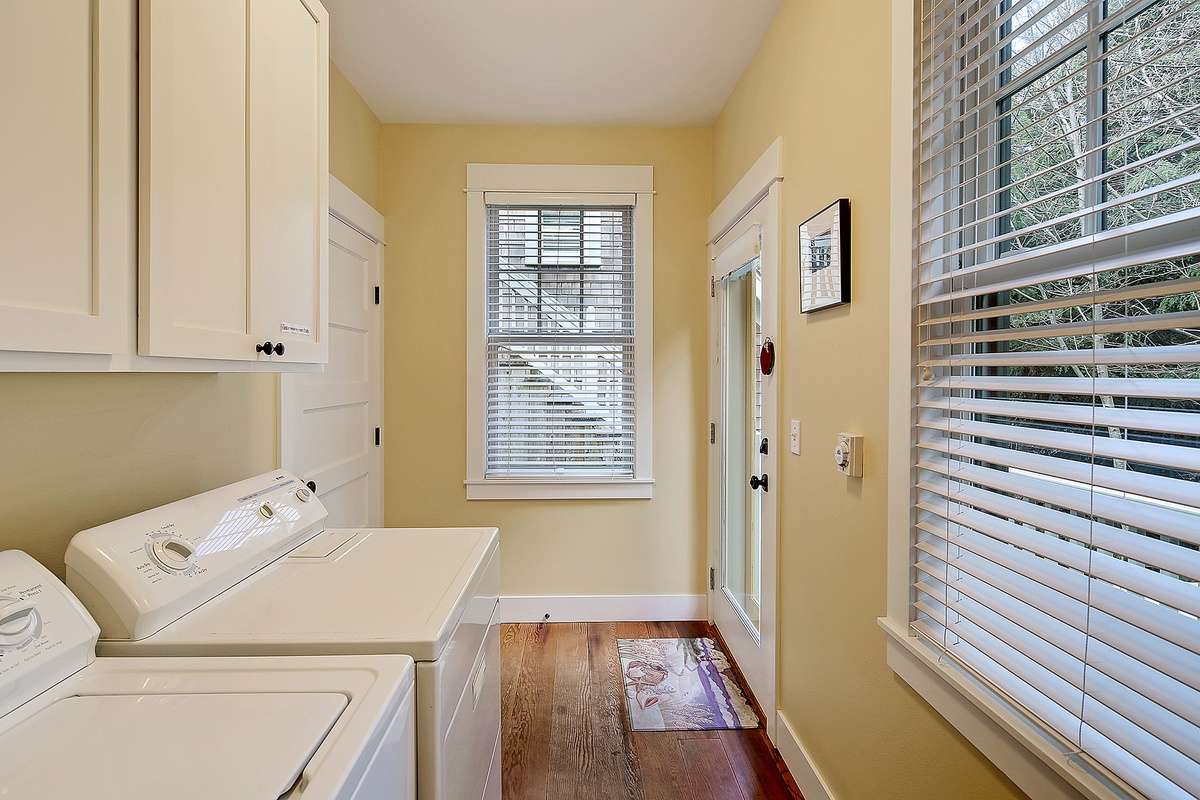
(65, 470, 501, 800)
(0, 549, 416, 800)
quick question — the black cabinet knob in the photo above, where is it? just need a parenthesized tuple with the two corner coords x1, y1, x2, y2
(255, 341, 285, 357)
(306, 480, 317, 492)
(749, 474, 769, 492)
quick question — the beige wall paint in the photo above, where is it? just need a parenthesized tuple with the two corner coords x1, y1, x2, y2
(0, 373, 277, 578)
(380, 124, 711, 597)
(713, 2, 1025, 798)
(0, 62, 379, 580)
(329, 61, 383, 210)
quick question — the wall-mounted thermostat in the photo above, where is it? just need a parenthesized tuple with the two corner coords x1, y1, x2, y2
(834, 433, 863, 477)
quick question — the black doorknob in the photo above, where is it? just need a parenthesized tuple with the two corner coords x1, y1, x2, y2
(749, 474, 769, 492)
(306, 480, 317, 492)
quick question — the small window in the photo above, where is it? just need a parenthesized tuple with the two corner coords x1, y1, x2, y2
(465, 165, 654, 500)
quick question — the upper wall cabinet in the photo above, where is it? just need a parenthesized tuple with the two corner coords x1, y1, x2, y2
(138, 0, 329, 364)
(0, 0, 134, 356)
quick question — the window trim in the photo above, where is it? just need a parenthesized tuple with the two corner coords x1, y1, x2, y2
(465, 163, 654, 500)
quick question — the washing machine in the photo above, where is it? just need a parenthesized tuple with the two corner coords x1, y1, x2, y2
(0, 549, 416, 800)
(65, 470, 501, 800)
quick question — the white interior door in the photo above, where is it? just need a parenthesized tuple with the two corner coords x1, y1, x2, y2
(707, 144, 781, 742)
(280, 177, 383, 527)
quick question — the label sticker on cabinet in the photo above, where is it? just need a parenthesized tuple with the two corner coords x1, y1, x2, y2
(280, 323, 311, 336)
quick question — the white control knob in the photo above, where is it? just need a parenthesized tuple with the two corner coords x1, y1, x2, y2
(258, 502, 276, 520)
(834, 432, 863, 477)
(148, 536, 196, 574)
(834, 443, 850, 469)
(295, 487, 312, 503)
(0, 596, 41, 649)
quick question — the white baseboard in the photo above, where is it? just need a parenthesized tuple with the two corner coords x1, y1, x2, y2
(500, 594, 707, 623)
(777, 710, 836, 800)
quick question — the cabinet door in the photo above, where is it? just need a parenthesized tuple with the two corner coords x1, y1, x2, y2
(249, 0, 329, 364)
(138, 0, 254, 360)
(0, 0, 133, 355)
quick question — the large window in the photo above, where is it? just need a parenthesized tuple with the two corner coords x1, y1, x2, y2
(891, 1, 1200, 798)
(465, 164, 654, 500)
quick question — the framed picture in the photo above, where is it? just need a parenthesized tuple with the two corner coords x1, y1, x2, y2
(799, 198, 850, 313)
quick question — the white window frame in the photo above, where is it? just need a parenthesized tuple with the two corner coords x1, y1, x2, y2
(885, 3, 1197, 800)
(465, 163, 654, 500)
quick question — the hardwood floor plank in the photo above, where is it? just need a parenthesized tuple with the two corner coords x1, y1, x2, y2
(500, 623, 528, 710)
(501, 622, 558, 800)
(629, 732, 696, 800)
(547, 623, 593, 800)
(678, 736, 746, 800)
(677, 730, 721, 739)
(587, 622, 643, 800)
(721, 728, 802, 799)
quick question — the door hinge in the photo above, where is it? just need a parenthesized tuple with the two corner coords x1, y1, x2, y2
(710, 423, 716, 444)
(374, 285, 381, 305)
(710, 276, 715, 298)
(709, 567, 715, 590)
(374, 427, 381, 446)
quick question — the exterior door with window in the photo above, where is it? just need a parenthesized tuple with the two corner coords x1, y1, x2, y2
(708, 145, 781, 740)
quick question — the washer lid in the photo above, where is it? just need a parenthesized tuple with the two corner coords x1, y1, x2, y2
(0, 692, 347, 799)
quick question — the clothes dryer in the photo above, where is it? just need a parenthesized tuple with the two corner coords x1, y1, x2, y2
(0, 550, 416, 800)
(65, 470, 501, 800)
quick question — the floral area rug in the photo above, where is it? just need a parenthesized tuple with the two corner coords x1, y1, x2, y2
(616, 637, 760, 731)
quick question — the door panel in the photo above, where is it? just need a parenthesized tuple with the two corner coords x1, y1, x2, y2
(708, 180, 780, 742)
(281, 212, 382, 527)
(0, 0, 131, 355)
(139, 0, 250, 357)
(249, 0, 327, 362)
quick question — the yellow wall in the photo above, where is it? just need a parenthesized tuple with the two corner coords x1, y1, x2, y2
(329, 61, 383, 210)
(380, 125, 712, 597)
(0, 63, 380, 579)
(713, 2, 1025, 798)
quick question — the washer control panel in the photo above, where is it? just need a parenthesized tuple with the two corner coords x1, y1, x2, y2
(65, 471, 328, 641)
(0, 551, 100, 718)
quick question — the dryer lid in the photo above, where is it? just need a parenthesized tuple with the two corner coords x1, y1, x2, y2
(0, 691, 347, 799)
(117, 526, 498, 661)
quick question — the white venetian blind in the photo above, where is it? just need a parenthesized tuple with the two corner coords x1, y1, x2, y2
(485, 202, 636, 477)
(915, 1, 1200, 798)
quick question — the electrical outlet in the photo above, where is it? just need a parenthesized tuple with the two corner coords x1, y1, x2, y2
(790, 420, 800, 455)
(834, 433, 863, 477)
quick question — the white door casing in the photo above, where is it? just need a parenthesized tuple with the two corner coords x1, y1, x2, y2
(707, 138, 782, 743)
(280, 175, 384, 527)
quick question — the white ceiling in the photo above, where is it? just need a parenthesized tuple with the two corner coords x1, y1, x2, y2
(322, 0, 783, 126)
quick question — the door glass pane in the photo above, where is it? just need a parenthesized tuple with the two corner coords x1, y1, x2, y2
(722, 259, 762, 637)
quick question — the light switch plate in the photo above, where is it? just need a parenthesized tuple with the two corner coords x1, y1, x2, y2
(835, 433, 863, 477)
(790, 420, 800, 455)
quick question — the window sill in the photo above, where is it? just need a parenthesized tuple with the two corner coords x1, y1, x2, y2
(879, 617, 1135, 800)
(464, 478, 654, 500)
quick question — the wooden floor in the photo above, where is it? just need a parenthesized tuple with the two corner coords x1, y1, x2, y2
(501, 620, 802, 800)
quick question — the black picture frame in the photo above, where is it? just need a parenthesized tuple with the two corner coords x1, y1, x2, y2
(799, 198, 850, 313)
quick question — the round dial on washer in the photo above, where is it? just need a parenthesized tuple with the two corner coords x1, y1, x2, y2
(258, 502, 276, 520)
(148, 536, 196, 574)
(294, 487, 312, 503)
(0, 595, 41, 650)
